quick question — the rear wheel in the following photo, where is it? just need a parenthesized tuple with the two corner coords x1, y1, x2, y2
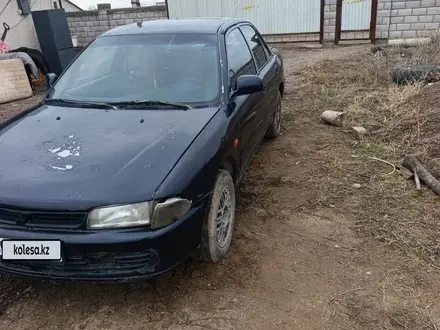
(198, 169, 236, 263)
(266, 91, 282, 139)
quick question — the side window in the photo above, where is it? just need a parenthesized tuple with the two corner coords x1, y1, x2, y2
(225, 28, 256, 90)
(240, 25, 268, 70)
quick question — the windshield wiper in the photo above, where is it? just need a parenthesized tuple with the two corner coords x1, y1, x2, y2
(110, 100, 193, 110)
(45, 98, 118, 110)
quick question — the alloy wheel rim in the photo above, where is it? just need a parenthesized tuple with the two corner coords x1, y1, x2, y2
(216, 186, 233, 249)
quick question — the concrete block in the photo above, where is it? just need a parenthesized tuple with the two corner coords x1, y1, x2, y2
(403, 30, 417, 37)
(324, 12, 336, 19)
(411, 22, 426, 29)
(376, 24, 389, 31)
(404, 16, 418, 23)
(396, 23, 411, 30)
(412, 8, 427, 15)
(421, 0, 436, 6)
(389, 31, 403, 38)
(416, 29, 433, 37)
(398, 9, 412, 16)
(406, 0, 422, 8)
(425, 22, 440, 29)
(381, 17, 390, 25)
(427, 7, 440, 14)
(393, 1, 406, 9)
(378, 10, 391, 16)
(391, 16, 404, 23)
(419, 15, 434, 22)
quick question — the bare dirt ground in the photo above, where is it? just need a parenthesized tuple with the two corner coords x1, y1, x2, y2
(1, 45, 440, 330)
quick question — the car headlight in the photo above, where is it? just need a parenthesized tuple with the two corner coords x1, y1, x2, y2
(87, 198, 191, 229)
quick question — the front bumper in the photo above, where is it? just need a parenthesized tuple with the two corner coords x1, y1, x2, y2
(0, 202, 207, 282)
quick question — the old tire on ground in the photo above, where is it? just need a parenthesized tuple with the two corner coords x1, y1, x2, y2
(391, 65, 440, 85)
(265, 91, 282, 139)
(197, 169, 236, 263)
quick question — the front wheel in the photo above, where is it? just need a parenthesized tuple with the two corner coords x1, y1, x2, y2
(197, 169, 236, 263)
(265, 91, 282, 139)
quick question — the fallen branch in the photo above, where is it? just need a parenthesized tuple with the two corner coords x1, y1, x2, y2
(402, 155, 440, 195)
(369, 157, 396, 176)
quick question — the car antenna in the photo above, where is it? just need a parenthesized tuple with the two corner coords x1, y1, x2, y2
(137, 21, 143, 27)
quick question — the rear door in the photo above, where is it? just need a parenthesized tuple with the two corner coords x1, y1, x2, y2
(239, 24, 279, 134)
(225, 27, 262, 170)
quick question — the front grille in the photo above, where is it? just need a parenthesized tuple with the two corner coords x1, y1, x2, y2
(0, 208, 87, 230)
(0, 249, 160, 278)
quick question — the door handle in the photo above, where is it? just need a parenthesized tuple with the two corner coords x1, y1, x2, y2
(275, 66, 280, 73)
(262, 87, 267, 94)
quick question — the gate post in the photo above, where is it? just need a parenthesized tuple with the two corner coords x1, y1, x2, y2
(369, 0, 378, 43)
(320, 0, 325, 44)
(335, 0, 342, 45)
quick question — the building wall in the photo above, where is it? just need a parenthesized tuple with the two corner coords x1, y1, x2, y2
(66, 5, 167, 47)
(60, 0, 83, 12)
(0, 0, 80, 50)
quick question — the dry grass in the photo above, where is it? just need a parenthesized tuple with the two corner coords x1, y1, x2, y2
(293, 35, 440, 265)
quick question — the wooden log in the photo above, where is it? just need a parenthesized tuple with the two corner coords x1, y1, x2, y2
(402, 155, 440, 195)
(320, 111, 345, 127)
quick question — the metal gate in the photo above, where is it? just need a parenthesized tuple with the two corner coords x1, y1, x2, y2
(167, 0, 323, 42)
(335, 0, 378, 44)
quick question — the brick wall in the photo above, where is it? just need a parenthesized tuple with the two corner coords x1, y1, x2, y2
(376, 0, 440, 40)
(324, 0, 337, 41)
(387, 0, 440, 39)
(66, 5, 167, 47)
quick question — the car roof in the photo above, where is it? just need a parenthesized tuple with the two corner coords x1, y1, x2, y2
(101, 18, 249, 37)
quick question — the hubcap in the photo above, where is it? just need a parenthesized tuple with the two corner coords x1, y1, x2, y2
(275, 103, 281, 133)
(216, 187, 233, 248)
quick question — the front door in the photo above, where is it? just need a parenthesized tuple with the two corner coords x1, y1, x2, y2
(225, 27, 263, 172)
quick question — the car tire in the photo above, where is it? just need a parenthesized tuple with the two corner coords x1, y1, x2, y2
(197, 169, 236, 263)
(265, 91, 282, 139)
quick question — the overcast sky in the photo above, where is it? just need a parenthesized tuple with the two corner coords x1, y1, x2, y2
(71, 0, 158, 10)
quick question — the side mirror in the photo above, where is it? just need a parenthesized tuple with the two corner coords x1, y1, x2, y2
(45, 73, 58, 88)
(231, 75, 264, 98)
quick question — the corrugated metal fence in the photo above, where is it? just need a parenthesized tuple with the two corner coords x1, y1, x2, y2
(341, 0, 372, 31)
(167, 0, 321, 35)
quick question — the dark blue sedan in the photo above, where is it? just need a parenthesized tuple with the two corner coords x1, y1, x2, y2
(0, 18, 284, 281)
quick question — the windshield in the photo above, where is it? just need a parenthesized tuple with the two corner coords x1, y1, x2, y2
(49, 34, 221, 105)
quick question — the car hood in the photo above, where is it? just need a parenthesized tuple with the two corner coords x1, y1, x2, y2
(0, 104, 219, 210)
